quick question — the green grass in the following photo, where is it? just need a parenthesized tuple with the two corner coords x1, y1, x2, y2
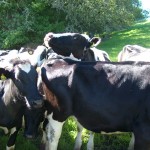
(98, 19, 150, 61)
(1, 19, 150, 150)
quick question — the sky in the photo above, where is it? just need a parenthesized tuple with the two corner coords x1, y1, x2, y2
(140, 0, 150, 10)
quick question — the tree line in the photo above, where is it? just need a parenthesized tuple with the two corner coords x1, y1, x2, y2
(0, 0, 148, 49)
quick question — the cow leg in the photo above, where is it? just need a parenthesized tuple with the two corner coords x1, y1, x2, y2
(6, 127, 18, 150)
(45, 113, 64, 150)
(0, 127, 9, 135)
(128, 133, 134, 150)
(87, 131, 94, 150)
(74, 119, 83, 150)
(74, 117, 94, 150)
(41, 118, 48, 147)
(134, 124, 150, 150)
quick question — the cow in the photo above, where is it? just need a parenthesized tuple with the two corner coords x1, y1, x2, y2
(39, 58, 150, 150)
(0, 58, 44, 150)
(42, 32, 109, 149)
(118, 45, 150, 62)
(43, 32, 101, 60)
(117, 45, 150, 150)
(0, 45, 47, 68)
(38, 49, 110, 150)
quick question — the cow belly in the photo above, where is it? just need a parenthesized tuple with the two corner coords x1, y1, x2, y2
(0, 112, 22, 128)
(73, 104, 134, 133)
(76, 117, 132, 133)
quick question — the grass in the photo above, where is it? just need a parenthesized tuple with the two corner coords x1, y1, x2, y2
(98, 19, 150, 61)
(1, 19, 150, 150)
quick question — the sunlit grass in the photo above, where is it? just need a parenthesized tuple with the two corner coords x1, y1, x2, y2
(98, 19, 150, 61)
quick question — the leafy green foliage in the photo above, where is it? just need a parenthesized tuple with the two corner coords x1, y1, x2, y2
(2, 30, 29, 49)
(0, 0, 66, 49)
(0, 0, 147, 49)
(48, 0, 146, 34)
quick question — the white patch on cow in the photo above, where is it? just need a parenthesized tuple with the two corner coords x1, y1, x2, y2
(53, 32, 77, 38)
(74, 119, 83, 150)
(91, 47, 109, 61)
(74, 117, 94, 150)
(45, 113, 64, 150)
(14, 62, 31, 80)
(87, 131, 94, 150)
(81, 34, 90, 41)
(34, 45, 46, 66)
(5, 127, 16, 150)
(69, 53, 81, 61)
(18, 46, 46, 67)
(101, 131, 124, 135)
(41, 130, 47, 144)
(0, 126, 9, 134)
(0, 50, 18, 62)
(0, 59, 13, 70)
(18, 62, 31, 73)
(6, 145, 15, 150)
(10, 127, 16, 135)
(37, 69, 42, 89)
(24, 97, 31, 109)
(128, 133, 135, 150)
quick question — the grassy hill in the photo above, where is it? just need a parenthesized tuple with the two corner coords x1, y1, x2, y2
(0, 19, 150, 150)
(98, 19, 150, 61)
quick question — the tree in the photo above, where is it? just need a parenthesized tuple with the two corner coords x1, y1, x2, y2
(0, 0, 146, 49)
(47, 0, 145, 34)
(0, 0, 66, 49)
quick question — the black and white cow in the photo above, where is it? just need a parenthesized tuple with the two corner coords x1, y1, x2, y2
(0, 45, 47, 68)
(43, 32, 101, 60)
(0, 58, 44, 150)
(42, 33, 109, 149)
(117, 45, 150, 149)
(39, 50, 110, 150)
(39, 58, 150, 150)
(118, 45, 150, 62)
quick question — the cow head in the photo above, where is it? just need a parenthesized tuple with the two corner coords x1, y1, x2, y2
(43, 32, 101, 59)
(0, 58, 44, 138)
(18, 45, 47, 67)
(24, 107, 45, 138)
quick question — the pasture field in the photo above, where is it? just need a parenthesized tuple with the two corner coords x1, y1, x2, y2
(0, 19, 150, 150)
(99, 19, 150, 61)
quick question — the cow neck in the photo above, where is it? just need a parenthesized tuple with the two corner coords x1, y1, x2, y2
(5, 79, 24, 104)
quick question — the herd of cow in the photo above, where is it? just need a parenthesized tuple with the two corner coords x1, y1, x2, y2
(0, 32, 150, 150)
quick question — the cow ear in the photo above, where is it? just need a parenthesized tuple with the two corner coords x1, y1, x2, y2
(27, 48, 34, 55)
(0, 68, 12, 80)
(90, 37, 101, 47)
